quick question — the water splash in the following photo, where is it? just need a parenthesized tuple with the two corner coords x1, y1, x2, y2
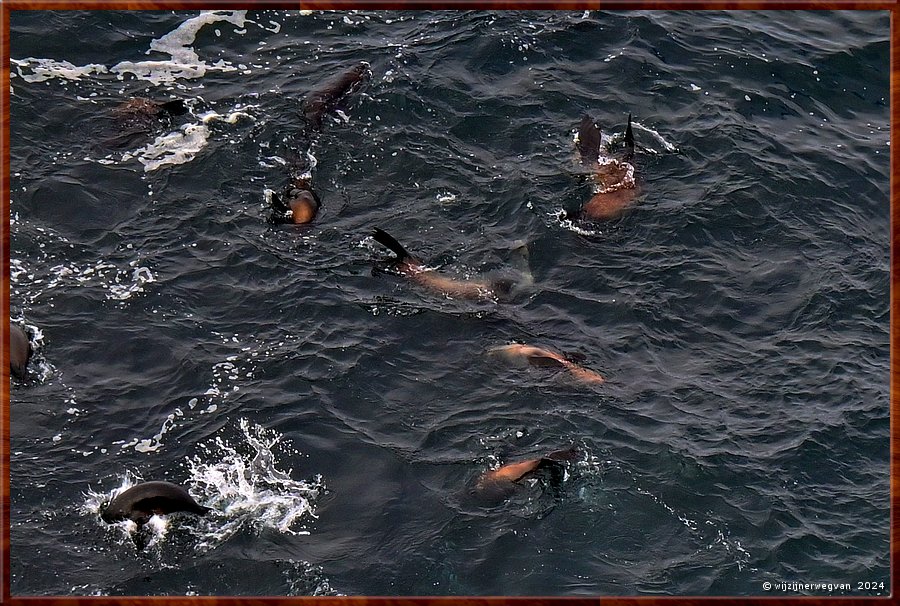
(285, 561, 343, 596)
(185, 418, 325, 550)
(632, 121, 679, 153)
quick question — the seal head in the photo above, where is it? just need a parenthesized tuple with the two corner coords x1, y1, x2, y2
(270, 183, 321, 225)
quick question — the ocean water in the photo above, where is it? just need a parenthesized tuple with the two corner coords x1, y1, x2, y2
(6, 9, 890, 597)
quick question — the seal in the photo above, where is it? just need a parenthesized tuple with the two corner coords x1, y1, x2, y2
(472, 446, 580, 503)
(302, 61, 372, 132)
(270, 176, 322, 225)
(572, 113, 638, 221)
(101, 481, 211, 527)
(372, 228, 529, 302)
(104, 97, 188, 149)
(113, 98, 187, 123)
(9, 323, 32, 380)
(269, 62, 372, 225)
(488, 343, 605, 384)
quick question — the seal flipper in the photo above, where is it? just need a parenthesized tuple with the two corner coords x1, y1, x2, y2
(543, 445, 580, 463)
(372, 228, 413, 262)
(507, 240, 534, 287)
(577, 114, 601, 165)
(129, 510, 153, 527)
(536, 445, 579, 489)
(128, 494, 211, 523)
(623, 113, 635, 161)
(268, 191, 293, 224)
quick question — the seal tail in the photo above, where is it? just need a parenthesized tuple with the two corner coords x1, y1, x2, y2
(577, 114, 601, 165)
(373, 228, 413, 261)
(623, 113, 635, 161)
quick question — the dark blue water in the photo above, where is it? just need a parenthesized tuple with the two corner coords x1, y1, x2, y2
(7, 10, 890, 597)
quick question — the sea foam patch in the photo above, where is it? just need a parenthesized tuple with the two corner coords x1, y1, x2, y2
(122, 123, 210, 172)
(13, 11, 248, 86)
(110, 11, 248, 85)
(11, 58, 108, 83)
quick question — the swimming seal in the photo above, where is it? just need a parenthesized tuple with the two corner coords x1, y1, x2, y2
(572, 113, 638, 221)
(372, 228, 527, 302)
(9, 323, 32, 380)
(488, 343, 604, 385)
(101, 481, 211, 527)
(269, 62, 372, 225)
(302, 61, 372, 131)
(270, 176, 322, 225)
(104, 97, 188, 149)
(113, 98, 187, 123)
(472, 446, 580, 503)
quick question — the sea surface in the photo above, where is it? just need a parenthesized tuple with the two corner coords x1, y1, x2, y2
(6, 9, 890, 597)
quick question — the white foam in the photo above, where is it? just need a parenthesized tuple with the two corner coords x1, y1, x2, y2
(11, 58, 107, 83)
(554, 209, 603, 237)
(132, 407, 182, 453)
(186, 419, 324, 549)
(199, 108, 257, 124)
(13, 11, 247, 86)
(111, 11, 247, 85)
(16, 255, 154, 305)
(107, 265, 155, 300)
(122, 123, 210, 172)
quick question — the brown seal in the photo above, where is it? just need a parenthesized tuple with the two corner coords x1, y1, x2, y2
(302, 61, 372, 131)
(488, 343, 604, 384)
(270, 177, 321, 225)
(372, 228, 520, 302)
(270, 62, 372, 225)
(573, 114, 638, 221)
(472, 446, 580, 502)
(104, 97, 188, 149)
